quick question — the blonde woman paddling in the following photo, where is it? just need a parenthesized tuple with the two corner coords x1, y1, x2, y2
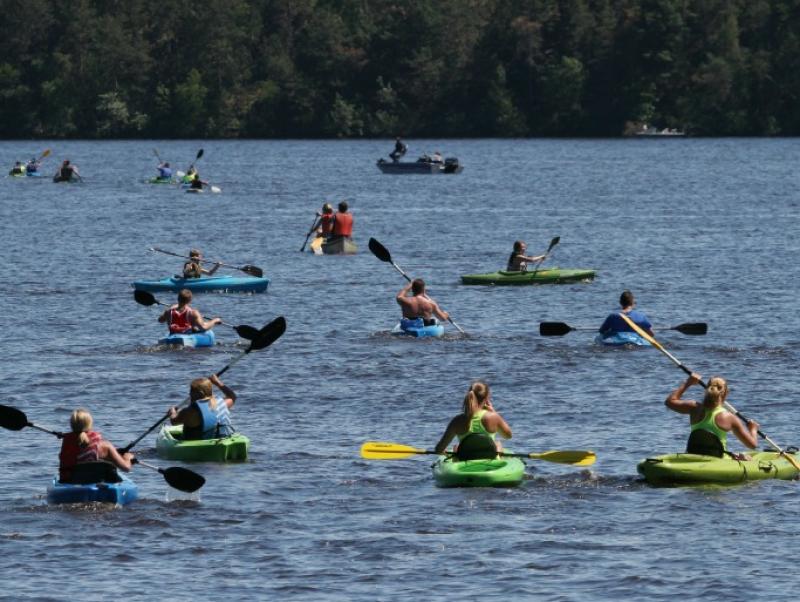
(666, 373, 759, 458)
(59, 409, 135, 483)
(435, 382, 512, 455)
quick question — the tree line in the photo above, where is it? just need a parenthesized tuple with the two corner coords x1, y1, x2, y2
(1, 0, 797, 138)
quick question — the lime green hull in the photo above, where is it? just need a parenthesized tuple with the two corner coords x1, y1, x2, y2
(156, 425, 249, 462)
(638, 451, 800, 485)
(432, 455, 525, 487)
(461, 268, 596, 285)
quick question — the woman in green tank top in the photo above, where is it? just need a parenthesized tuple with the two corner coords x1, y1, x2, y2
(665, 372, 759, 456)
(434, 381, 513, 454)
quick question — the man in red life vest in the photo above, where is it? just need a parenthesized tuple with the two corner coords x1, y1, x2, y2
(330, 201, 353, 241)
(157, 289, 221, 334)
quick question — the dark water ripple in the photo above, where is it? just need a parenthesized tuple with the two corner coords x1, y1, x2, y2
(1, 139, 800, 600)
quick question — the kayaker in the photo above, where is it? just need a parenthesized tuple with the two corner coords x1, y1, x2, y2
(183, 166, 198, 183)
(506, 241, 545, 272)
(183, 249, 220, 278)
(312, 203, 334, 238)
(665, 372, 759, 458)
(329, 201, 353, 241)
(158, 289, 221, 334)
(434, 381, 512, 455)
(59, 409, 135, 483)
(396, 279, 449, 326)
(9, 161, 25, 175)
(189, 172, 209, 190)
(598, 290, 654, 337)
(167, 375, 236, 440)
(55, 159, 80, 182)
(390, 137, 407, 161)
(26, 157, 40, 173)
(156, 161, 172, 180)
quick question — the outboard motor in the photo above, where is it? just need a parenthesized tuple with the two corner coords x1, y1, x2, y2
(444, 157, 460, 173)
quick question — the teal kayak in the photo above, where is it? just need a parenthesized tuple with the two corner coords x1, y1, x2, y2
(638, 451, 800, 485)
(159, 330, 215, 348)
(47, 472, 138, 506)
(461, 268, 596, 285)
(391, 318, 444, 338)
(595, 331, 649, 346)
(147, 176, 176, 184)
(132, 275, 270, 293)
(432, 454, 525, 487)
(156, 425, 249, 462)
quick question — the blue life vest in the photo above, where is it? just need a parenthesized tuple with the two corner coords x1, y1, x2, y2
(183, 399, 219, 440)
(599, 309, 652, 335)
(212, 396, 234, 437)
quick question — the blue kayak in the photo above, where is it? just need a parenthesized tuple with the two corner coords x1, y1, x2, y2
(26, 171, 44, 178)
(132, 275, 269, 293)
(47, 474, 138, 506)
(159, 330, 215, 348)
(391, 318, 445, 338)
(595, 331, 650, 346)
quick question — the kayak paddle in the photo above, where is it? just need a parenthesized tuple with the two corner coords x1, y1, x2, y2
(189, 148, 203, 169)
(119, 315, 287, 454)
(152, 148, 162, 163)
(0, 405, 206, 492)
(539, 321, 708, 337)
(368, 237, 466, 335)
(300, 214, 319, 252)
(528, 236, 560, 277)
(360, 441, 596, 465)
(133, 290, 259, 340)
(149, 247, 264, 278)
(618, 313, 800, 472)
(39, 149, 51, 161)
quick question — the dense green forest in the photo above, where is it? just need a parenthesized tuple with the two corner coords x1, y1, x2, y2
(1, 0, 798, 138)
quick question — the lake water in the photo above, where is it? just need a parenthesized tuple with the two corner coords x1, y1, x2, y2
(1, 138, 799, 601)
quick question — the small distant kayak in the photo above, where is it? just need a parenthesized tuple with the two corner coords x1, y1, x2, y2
(322, 236, 357, 255)
(185, 188, 203, 194)
(377, 157, 463, 174)
(461, 268, 596, 286)
(53, 175, 78, 183)
(132, 275, 270, 293)
(159, 330, 215, 348)
(26, 171, 43, 177)
(46, 473, 139, 506)
(156, 425, 250, 462)
(433, 454, 525, 487)
(595, 331, 649, 346)
(638, 451, 800, 485)
(391, 318, 444, 338)
(147, 176, 176, 184)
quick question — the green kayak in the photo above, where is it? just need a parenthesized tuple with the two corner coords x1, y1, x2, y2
(638, 451, 800, 485)
(155, 425, 250, 462)
(432, 454, 526, 487)
(461, 267, 596, 286)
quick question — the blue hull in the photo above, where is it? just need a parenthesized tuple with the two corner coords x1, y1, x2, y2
(391, 320, 445, 338)
(47, 475, 138, 506)
(159, 330, 215, 348)
(132, 275, 269, 293)
(595, 331, 650, 346)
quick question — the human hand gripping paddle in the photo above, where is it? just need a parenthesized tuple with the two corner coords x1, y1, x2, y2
(360, 441, 596, 465)
(617, 313, 800, 472)
(118, 316, 287, 455)
(0, 405, 206, 493)
(539, 321, 707, 337)
(368, 237, 466, 334)
(527, 236, 560, 277)
(149, 247, 264, 278)
(133, 290, 260, 340)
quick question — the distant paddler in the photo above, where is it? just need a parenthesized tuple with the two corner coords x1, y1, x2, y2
(665, 372, 759, 459)
(167, 375, 236, 440)
(389, 137, 407, 162)
(54, 159, 80, 182)
(434, 381, 512, 455)
(183, 249, 220, 279)
(330, 201, 354, 241)
(155, 161, 173, 181)
(158, 289, 221, 334)
(506, 240, 546, 272)
(26, 156, 41, 174)
(9, 161, 25, 176)
(598, 290, 653, 339)
(396, 278, 449, 330)
(59, 409, 135, 483)
(314, 203, 335, 239)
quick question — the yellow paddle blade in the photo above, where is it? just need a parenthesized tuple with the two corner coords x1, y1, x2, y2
(41, 149, 51, 158)
(360, 441, 428, 460)
(526, 450, 596, 466)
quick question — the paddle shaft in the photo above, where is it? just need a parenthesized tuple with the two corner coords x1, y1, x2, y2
(149, 247, 260, 276)
(529, 236, 560, 277)
(300, 215, 318, 252)
(391, 262, 466, 335)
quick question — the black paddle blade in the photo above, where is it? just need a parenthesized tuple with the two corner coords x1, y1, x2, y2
(250, 316, 287, 350)
(0, 405, 29, 431)
(196, 149, 204, 160)
(368, 237, 391, 263)
(162, 466, 206, 493)
(133, 290, 157, 306)
(539, 322, 573, 336)
(235, 325, 259, 340)
(547, 236, 561, 251)
(675, 322, 708, 336)
(241, 264, 263, 278)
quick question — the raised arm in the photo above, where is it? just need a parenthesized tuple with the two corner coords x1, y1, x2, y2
(665, 373, 702, 414)
(211, 374, 236, 408)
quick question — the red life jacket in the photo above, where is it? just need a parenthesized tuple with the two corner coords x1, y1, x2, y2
(332, 212, 353, 237)
(59, 431, 102, 482)
(169, 306, 193, 333)
(320, 214, 334, 235)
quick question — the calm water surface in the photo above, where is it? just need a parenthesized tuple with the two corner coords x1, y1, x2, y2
(1, 139, 799, 601)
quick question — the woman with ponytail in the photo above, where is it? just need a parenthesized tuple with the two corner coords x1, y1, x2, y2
(58, 409, 135, 483)
(434, 382, 512, 455)
(665, 373, 759, 457)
